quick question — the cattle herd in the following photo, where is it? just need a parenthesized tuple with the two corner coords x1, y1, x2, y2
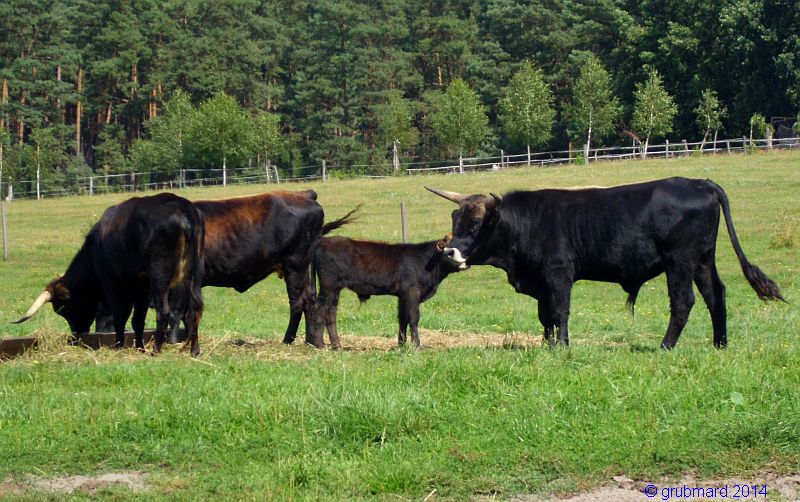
(14, 177, 784, 356)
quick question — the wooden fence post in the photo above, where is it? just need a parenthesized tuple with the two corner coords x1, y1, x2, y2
(665, 140, 670, 158)
(459, 153, 464, 174)
(500, 149, 504, 168)
(322, 160, 327, 182)
(89, 176, 94, 196)
(400, 202, 407, 243)
(682, 140, 688, 156)
(726, 140, 731, 154)
(2, 201, 8, 261)
(273, 165, 280, 184)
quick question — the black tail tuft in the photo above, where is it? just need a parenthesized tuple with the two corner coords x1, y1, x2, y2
(322, 205, 361, 235)
(742, 261, 786, 303)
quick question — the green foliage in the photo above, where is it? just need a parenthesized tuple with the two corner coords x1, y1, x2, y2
(695, 89, 726, 145)
(187, 92, 254, 173)
(499, 60, 555, 150)
(252, 112, 285, 169)
(632, 69, 678, 151)
(429, 79, 490, 157)
(750, 112, 768, 139)
(0, 0, 798, 179)
(375, 91, 419, 156)
(565, 54, 621, 155)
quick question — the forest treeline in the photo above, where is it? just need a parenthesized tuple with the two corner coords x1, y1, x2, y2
(0, 0, 798, 194)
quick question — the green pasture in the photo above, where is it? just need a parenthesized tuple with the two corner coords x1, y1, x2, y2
(0, 150, 798, 500)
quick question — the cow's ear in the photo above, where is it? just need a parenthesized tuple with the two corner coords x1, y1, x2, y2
(49, 278, 71, 301)
(487, 193, 503, 210)
(435, 233, 452, 251)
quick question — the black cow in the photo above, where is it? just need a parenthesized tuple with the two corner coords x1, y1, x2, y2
(309, 235, 458, 349)
(14, 193, 205, 356)
(427, 177, 784, 349)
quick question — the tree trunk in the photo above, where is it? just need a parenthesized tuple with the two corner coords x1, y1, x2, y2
(56, 65, 63, 120)
(527, 144, 531, 165)
(76, 67, 83, 156)
(0, 141, 4, 200)
(435, 52, 443, 87)
(0, 79, 7, 131)
(584, 126, 591, 165)
(36, 142, 41, 200)
(223, 155, 227, 186)
(641, 136, 650, 159)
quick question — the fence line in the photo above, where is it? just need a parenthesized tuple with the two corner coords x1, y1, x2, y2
(1, 136, 797, 200)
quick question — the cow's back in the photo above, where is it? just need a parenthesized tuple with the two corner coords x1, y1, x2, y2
(196, 190, 324, 290)
(496, 177, 721, 284)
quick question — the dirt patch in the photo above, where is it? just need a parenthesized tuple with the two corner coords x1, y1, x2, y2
(501, 472, 800, 502)
(22, 471, 149, 495)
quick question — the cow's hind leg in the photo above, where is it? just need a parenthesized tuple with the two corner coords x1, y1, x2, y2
(324, 292, 342, 350)
(131, 296, 149, 352)
(694, 254, 727, 348)
(183, 290, 203, 357)
(397, 298, 409, 347)
(282, 265, 313, 345)
(661, 263, 696, 350)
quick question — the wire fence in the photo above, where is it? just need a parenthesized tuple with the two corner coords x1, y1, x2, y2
(1, 135, 797, 200)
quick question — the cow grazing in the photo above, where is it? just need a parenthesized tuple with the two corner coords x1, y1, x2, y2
(309, 234, 459, 349)
(427, 177, 784, 349)
(14, 193, 205, 356)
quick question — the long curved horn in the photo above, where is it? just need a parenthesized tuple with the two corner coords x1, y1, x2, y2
(12, 290, 52, 324)
(425, 186, 466, 204)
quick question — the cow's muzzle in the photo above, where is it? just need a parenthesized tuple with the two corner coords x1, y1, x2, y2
(443, 247, 469, 269)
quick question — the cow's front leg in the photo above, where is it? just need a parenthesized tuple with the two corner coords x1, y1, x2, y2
(545, 273, 573, 346)
(661, 263, 695, 350)
(537, 299, 556, 347)
(105, 290, 133, 350)
(399, 296, 422, 348)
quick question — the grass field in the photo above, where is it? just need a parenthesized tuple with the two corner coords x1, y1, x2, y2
(0, 150, 799, 500)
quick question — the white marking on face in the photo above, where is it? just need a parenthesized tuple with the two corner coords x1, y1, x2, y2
(443, 247, 468, 269)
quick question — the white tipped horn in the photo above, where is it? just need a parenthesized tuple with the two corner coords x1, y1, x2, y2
(425, 186, 466, 204)
(12, 290, 52, 324)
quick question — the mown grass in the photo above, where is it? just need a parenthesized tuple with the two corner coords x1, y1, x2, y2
(0, 150, 799, 500)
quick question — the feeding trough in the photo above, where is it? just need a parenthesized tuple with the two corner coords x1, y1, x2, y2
(0, 329, 185, 360)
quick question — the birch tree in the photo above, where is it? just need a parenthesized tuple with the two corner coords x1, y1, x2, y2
(632, 69, 677, 158)
(566, 54, 620, 163)
(499, 60, 555, 163)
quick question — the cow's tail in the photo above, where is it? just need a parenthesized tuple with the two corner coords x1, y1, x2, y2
(190, 208, 206, 312)
(321, 205, 361, 235)
(710, 181, 785, 302)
